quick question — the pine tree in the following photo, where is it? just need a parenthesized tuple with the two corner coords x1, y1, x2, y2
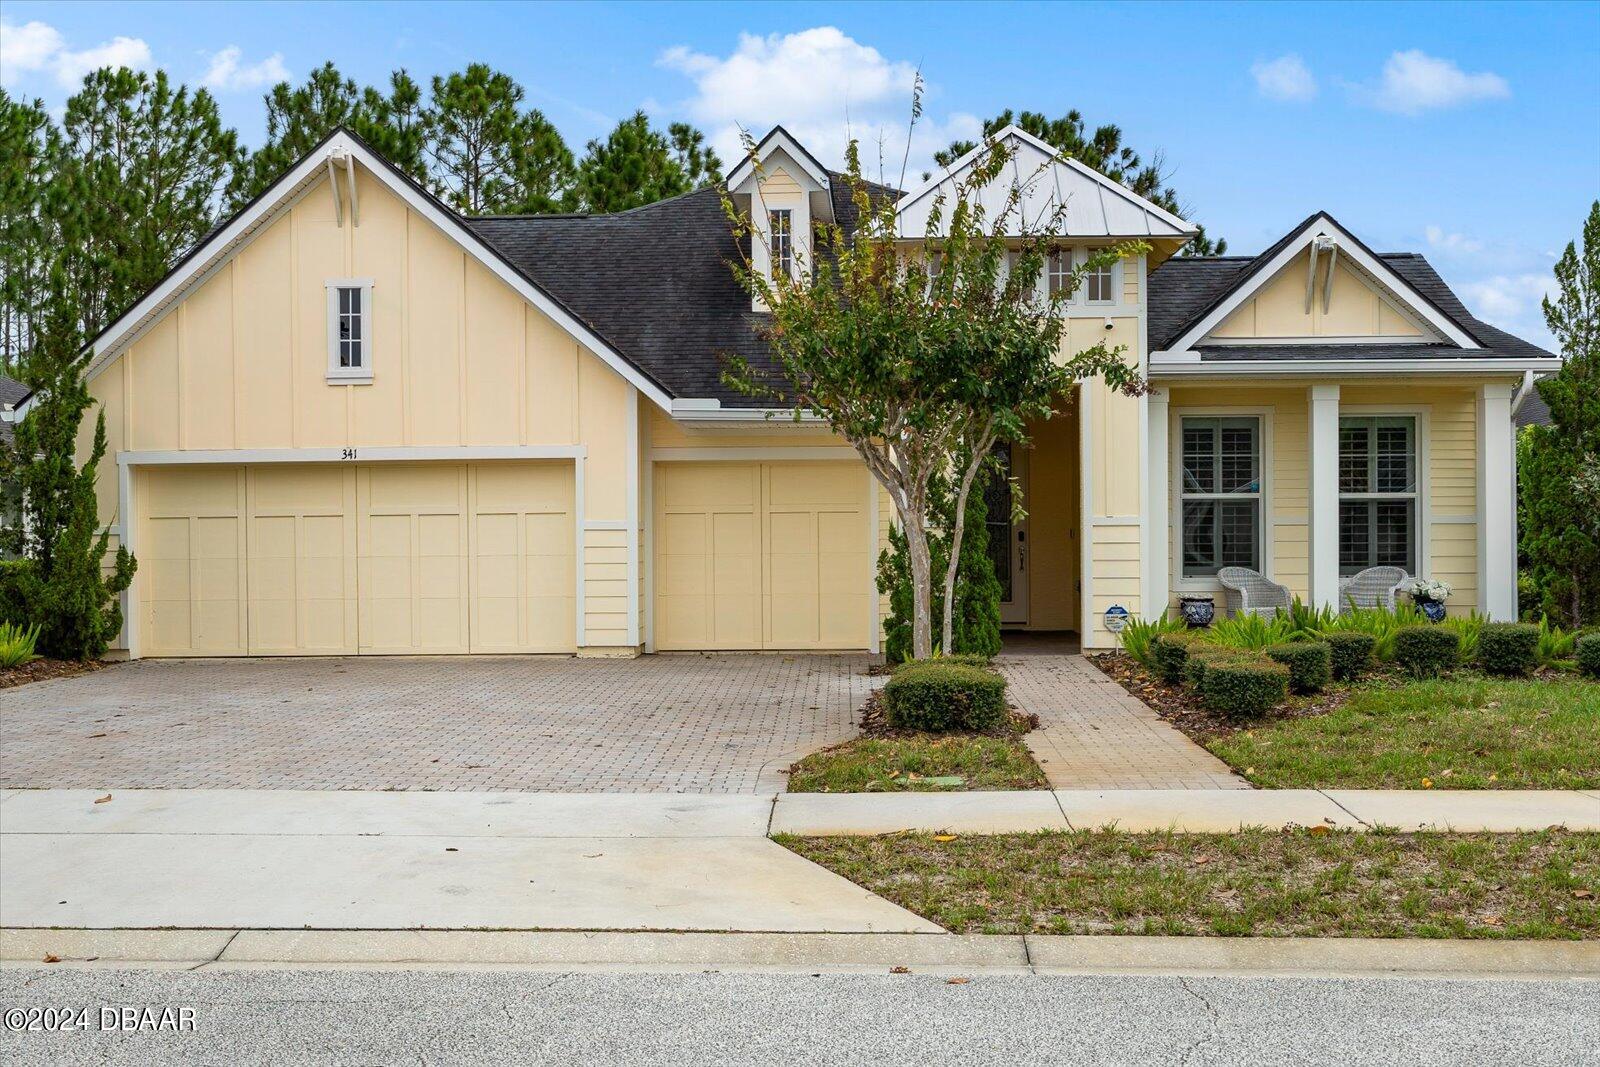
(0, 271, 135, 659)
(0, 91, 57, 372)
(574, 111, 716, 213)
(1518, 200, 1600, 625)
(239, 62, 429, 201)
(935, 109, 1225, 256)
(424, 64, 574, 214)
(53, 68, 243, 337)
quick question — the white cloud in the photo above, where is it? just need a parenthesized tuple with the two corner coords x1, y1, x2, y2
(0, 19, 63, 84)
(1459, 272, 1556, 346)
(1424, 225, 1483, 256)
(0, 19, 151, 89)
(1356, 50, 1509, 116)
(201, 46, 289, 91)
(658, 26, 981, 180)
(1251, 54, 1316, 102)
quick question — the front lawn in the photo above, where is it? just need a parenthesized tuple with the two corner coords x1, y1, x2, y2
(780, 828, 1600, 938)
(786, 733, 1048, 792)
(1209, 676, 1600, 790)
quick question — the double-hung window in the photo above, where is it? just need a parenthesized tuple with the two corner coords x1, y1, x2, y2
(768, 209, 793, 279)
(1180, 416, 1262, 578)
(1047, 249, 1072, 298)
(1083, 254, 1115, 304)
(326, 279, 373, 383)
(1339, 415, 1417, 574)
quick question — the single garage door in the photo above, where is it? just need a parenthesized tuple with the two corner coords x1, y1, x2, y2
(654, 462, 869, 651)
(138, 462, 574, 656)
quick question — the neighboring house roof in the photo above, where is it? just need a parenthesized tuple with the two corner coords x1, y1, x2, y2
(0, 373, 27, 447)
(1516, 389, 1553, 429)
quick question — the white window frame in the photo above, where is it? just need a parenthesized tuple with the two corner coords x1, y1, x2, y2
(768, 209, 793, 280)
(1170, 405, 1275, 590)
(1047, 247, 1073, 300)
(1080, 246, 1119, 305)
(326, 278, 375, 383)
(1338, 404, 1432, 579)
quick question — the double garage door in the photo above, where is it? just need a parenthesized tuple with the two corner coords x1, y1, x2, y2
(139, 463, 574, 656)
(654, 462, 871, 650)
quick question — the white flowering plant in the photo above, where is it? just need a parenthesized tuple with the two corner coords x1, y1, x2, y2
(1398, 576, 1453, 602)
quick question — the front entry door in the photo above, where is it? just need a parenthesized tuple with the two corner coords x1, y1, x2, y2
(987, 443, 1029, 625)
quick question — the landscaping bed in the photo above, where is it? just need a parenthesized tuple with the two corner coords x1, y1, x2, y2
(0, 657, 110, 690)
(785, 688, 1048, 792)
(780, 828, 1600, 939)
(1093, 651, 1600, 790)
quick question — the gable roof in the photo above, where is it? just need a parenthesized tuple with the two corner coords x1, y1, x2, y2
(893, 124, 1198, 241)
(725, 125, 832, 193)
(1156, 211, 1485, 353)
(80, 125, 681, 411)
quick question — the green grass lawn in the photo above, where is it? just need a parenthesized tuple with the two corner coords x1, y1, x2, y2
(780, 828, 1600, 938)
(786, 733, 1048, 792)
(1207, 675, 1600, 789)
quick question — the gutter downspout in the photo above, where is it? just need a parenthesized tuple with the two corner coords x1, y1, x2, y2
(1509, 369, 1536, 418)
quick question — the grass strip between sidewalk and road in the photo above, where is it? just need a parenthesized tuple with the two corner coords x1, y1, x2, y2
(780, 828, 1600, 939)
(1207, 676, 1600, 790)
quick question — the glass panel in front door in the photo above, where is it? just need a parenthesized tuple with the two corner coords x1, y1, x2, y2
(987, 443, 1028, 625)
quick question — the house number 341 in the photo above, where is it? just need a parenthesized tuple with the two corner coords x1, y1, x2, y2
(341, 448, 358, 460)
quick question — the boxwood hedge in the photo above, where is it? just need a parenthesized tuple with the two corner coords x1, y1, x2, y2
(1394, 625, 1461, 677)
(1265, 641, 1332, 694)
(1324, 631, 1376, 682)
(883, 660, 1008, 733)
(1477, 623, 1540, 677)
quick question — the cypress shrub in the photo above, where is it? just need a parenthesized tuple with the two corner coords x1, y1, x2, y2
(1324, 631, 1377, 682)
(1394, 625, 1461, 677)
(1266, 641, 1332, 694)
(1477, 623, 1541, 676)
(883, 660, 1008, 733)
(1576, 633, 1600, 678)
(1200, 656, 1290, 717)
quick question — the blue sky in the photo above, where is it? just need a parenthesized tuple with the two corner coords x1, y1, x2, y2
(3, 0, 1597, 347)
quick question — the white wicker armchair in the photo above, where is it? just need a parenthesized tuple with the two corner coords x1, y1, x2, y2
(1217, 567, 1293, 619)
(1338, 566, 1408, 611)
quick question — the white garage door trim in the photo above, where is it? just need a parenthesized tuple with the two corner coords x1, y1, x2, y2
(118, 445, 585, 659)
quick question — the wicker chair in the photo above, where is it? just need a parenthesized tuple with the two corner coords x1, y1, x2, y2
(1217, 567, 1293, 619)
(1338, 566, 1409, 612)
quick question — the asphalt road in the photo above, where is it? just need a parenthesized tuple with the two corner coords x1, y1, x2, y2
(2, 968, 1595, 1066)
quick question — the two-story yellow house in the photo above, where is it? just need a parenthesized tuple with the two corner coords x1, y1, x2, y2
(62, 125, 1559, 659)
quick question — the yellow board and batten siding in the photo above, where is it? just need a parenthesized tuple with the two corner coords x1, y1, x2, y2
(92, 167, 627, 656)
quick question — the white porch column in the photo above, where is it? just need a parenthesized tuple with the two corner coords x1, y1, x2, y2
(1145, 386, 1170, 620)
(1308, 383, 1341, 610)
(1478, 382, 1517, 620)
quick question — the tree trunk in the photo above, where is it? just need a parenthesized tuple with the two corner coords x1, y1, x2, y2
(940, 431, 994, 654)
(905, 515, 934, 660)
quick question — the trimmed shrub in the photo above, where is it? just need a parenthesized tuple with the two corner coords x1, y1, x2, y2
(1394, 625, 1461, 677)
(1477, 623, 1540, 677)
(1577, 633, 1600, 679)
(1200, 656, 1290, 718)
(1151, 631, 1208, 684)
(883, 660, 1008, 733)
(1266, 641, 1332, 694)
(889, 653, 992, 674)
(1324, 631, 1376, 682)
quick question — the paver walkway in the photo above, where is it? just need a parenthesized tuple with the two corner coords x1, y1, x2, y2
(1000, 654, 1248, 789)
(0, 655, 877, 794)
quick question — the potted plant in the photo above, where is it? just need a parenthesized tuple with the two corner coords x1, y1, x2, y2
(1398, 577, 1452, 624)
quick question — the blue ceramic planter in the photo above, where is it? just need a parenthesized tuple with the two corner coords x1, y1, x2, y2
(1416, 597, 1447, 624)
(1179, 596, 1215, 629)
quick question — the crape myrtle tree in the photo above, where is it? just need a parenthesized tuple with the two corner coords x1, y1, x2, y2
(721, 115, 1145, 660)
(1518, 200, 1600, 626)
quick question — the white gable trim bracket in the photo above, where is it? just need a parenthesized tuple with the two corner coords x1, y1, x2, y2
(893, 124, 1197, 240)
(80, 130, 677, 412)
(1164, 214, 1480, 354)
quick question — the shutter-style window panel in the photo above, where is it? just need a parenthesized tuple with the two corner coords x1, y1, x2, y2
(1179, 416, 1262, 578)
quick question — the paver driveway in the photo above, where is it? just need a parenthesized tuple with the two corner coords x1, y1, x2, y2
(0, 655, 877, 793)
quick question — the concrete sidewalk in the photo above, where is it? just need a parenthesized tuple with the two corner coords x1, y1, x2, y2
(0, 791, 934, 934)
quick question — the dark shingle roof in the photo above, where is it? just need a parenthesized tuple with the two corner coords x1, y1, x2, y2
(1146, 225, 1557, 362)
(1516, 389, 1553, 429)
(467, 174, 898, 408)
(0, 373, 27, 447)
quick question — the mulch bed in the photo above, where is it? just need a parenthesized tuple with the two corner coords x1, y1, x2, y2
(0, 658, 112, 690)
(856, 688, 1039, 740)
(1088, 650, 1350, 744)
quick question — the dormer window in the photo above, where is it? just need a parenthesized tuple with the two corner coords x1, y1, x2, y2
(769, 209, 793, 279)
(1084, 257, 1115, 303)
(326, 279, 374, 383)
